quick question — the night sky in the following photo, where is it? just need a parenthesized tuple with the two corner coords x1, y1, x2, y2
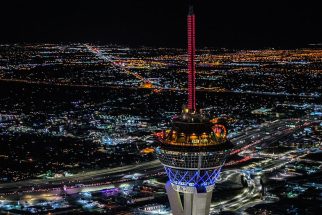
(1, 0, 321, 48)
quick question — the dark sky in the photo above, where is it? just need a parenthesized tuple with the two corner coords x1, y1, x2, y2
(1, 0, 321, 48)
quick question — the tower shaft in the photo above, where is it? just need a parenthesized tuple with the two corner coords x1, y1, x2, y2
(187, 6, 196, 112)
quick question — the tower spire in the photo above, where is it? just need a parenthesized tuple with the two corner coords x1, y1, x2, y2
(188, 4, 194, 15)
(187, 2, 196, 112)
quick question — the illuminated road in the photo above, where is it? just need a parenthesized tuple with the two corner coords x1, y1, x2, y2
(0, 160, 162, 194)
(85, 44, 149, 84)
(209, 117, 321, 212)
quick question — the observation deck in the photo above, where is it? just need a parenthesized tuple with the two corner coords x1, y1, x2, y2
(156, 108, 233, 193)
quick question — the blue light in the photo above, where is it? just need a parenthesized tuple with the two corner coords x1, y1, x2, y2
(164, 166, 222, 187)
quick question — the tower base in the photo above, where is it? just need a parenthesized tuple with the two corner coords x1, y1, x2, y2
(165, 181, 213, 215)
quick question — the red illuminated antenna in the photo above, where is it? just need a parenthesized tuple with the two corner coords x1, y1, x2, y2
(187, 4, 196, 112)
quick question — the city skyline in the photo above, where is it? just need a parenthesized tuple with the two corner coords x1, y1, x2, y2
(0, 1, 321, 214)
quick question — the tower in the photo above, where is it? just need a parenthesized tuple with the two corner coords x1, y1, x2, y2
(156, 3, 232, 215)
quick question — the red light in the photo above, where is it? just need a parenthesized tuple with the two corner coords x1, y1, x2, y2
(187, 13, 196, 111)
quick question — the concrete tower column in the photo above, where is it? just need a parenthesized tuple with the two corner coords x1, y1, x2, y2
(192, 191, 213, 215)
(184, 193, 193, 215)
(165, 181, 184, 215)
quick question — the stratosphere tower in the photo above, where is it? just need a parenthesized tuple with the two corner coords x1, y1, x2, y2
(156, 2, 232, 215)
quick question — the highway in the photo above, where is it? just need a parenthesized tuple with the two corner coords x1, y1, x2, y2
(0, 160, 162, 194)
